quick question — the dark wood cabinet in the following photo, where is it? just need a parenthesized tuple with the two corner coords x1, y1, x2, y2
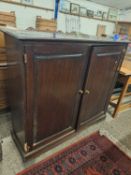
(2, 29, 127, 160)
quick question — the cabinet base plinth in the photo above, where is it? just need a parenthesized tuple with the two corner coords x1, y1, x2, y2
(11, 129, 75, 161)
(11, 114, 106, 161)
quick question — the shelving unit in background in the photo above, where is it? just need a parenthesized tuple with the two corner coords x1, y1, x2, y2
(60, 11, 116, 24)
(0, 0, 53, 12)
(116, 21, 131, 39)
(0, 11, 16, 111)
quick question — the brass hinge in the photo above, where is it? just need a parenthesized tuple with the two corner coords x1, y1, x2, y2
(24, 143, 30, 153)
(23, 53, 27, 64)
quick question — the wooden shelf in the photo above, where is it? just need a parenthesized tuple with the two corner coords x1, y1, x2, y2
(111, 92, 131, 101)
(60, 11, 116, 24)
(0, 1, 117, 24)
(0, 0, 54, 12)
(118, 21, 131, 24)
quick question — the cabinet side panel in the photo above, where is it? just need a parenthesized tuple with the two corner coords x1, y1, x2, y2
(5, 35, 26, 148)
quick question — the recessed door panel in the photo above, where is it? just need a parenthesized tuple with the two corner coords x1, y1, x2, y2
(26, 43, 88, 144)
(79, 45, 124, 126)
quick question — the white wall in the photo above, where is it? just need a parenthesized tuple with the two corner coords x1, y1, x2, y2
(34, 0, 54, 9)
(0, 0, 116, 36)
(119, 9, 131, 21)
(57, 13, 115, 35)
(0, 1, 54, 29)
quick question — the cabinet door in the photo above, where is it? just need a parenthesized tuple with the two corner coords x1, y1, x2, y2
(78, 45, 124, 126)
(25, 43, 88, 146)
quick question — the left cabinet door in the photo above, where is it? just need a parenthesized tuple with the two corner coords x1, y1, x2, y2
(25, 43, 88, 147)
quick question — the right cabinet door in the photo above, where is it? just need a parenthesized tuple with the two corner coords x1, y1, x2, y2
(79, 45, 124, 126)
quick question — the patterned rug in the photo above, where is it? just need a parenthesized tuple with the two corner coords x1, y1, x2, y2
(17, 132, 131, 175)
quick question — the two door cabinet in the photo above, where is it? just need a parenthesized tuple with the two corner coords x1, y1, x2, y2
(3, 29, 127, 160)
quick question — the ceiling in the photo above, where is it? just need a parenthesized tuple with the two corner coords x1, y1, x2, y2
(89, 0, 131, 9)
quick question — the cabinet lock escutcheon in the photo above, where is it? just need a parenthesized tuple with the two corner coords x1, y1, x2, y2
(23, 53, 27, 64)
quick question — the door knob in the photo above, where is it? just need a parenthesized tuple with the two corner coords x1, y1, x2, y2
(85, 90, 90, 94)
(78, 90, 84, 94)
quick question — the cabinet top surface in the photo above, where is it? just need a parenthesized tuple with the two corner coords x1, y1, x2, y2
(0, 27, 130, 44)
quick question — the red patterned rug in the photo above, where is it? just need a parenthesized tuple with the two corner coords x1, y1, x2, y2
(17, 132, 131, 175)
